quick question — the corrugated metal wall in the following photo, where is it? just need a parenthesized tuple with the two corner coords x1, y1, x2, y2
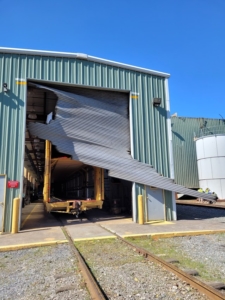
(0, 52, 171, 231)
(0, 54, 27, 232)
(171, 116, 225, 188)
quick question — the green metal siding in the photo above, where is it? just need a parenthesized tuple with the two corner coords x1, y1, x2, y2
(0, 53, 171, 231)
(0, 55, 27, 232)
(171, 117, 225, 188)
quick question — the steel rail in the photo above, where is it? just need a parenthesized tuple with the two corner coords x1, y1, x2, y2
(86, 212, 225, 299)
(57, 211, 225, 300)
(115, 234, 225, 300)
(58, 222, 106, 300)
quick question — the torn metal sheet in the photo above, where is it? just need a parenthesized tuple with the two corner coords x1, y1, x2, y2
(29, 84, 216, 201)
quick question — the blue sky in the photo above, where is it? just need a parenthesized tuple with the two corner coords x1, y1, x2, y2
(1, 0, 225, 119)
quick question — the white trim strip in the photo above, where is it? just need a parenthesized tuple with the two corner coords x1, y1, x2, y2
(132, 183, 137, 222)
(0, 47, 170, 78)
(129, 93, 137, 222)
(171, 192, 177, 221)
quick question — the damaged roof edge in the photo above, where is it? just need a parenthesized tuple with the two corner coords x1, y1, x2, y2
(0, 47, 170, 78)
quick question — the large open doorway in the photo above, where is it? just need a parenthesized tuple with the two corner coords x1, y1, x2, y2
(23, 81, 133, 226)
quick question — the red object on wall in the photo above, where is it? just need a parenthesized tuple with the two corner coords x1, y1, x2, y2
(7, 181, 19, 188)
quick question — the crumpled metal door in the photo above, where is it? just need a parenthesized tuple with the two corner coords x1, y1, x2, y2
(29, 84, 216, 202)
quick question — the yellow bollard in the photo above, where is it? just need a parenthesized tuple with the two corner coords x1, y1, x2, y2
(11, 197, 20, 233)
(138, 195, 144, 225)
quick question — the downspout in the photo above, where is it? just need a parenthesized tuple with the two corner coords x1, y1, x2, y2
(164, 78, 177, 220)
(129, 92, 137, 222)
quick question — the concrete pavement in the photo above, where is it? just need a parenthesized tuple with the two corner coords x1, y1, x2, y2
(0, 201, 225, 251)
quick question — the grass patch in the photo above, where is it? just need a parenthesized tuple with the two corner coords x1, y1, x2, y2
(75, 237, 115, 248)
(75, 238, 144, 269)
(125, 236, 224, 282)
(216, 232, 225, 240)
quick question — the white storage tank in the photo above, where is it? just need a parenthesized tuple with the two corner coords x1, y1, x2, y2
(196, 135, 225, 200)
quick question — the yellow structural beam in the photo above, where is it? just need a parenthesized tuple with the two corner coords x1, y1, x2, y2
(48, 141, 52, 202)
(94, 167, 104, 201)
(43, 140, 51, 203)
(138, 195, 144, 225)
(11, 197, 20, 233)
(101, 168, 104, 201)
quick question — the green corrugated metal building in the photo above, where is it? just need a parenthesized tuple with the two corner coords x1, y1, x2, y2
(171, 116, 225, 188)
(0, 47, 176, 232)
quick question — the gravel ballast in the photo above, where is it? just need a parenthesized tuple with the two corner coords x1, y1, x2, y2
(177, 205, 225, 282)
(127, 205, 225, 291)
(165, 234, 225, 279)
(0, 243, 90, 300)
(129, 233, 225, 285)
(75, 238, 208, 299)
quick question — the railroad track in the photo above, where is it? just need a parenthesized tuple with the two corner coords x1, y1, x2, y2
(58, 220, 106, 300)
(115, 233, 225, 300)
(56, 214, 225, 300)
